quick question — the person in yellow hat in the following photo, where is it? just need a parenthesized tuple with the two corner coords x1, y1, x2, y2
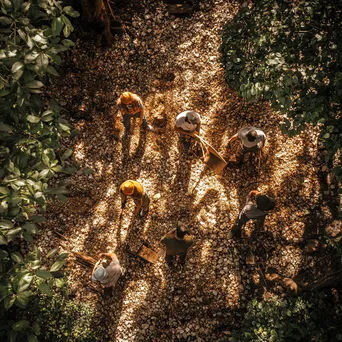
(120, 180, 150, 217)
(117, 92, 153, 135)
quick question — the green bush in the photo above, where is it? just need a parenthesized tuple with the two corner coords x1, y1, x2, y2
(0, 276, 98, 342)
(30, 286, 97, 342)
(229, 294, 342, 342)
(0, 0, 79, 340)
(220, 0, 342, 183)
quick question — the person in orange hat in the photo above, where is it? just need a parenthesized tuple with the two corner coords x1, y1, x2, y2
(117, 92, 153, 135)
(120, 180, 150, 217)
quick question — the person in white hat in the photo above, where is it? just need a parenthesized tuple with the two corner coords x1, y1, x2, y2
(91, 252, 122, 297)
(175, 110, 201, 151)
(227, 126, 266, 164)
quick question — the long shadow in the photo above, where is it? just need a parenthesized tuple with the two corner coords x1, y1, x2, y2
(121, 135, 132, 171)
(131, 129, 147, 160)
(172, 140, 194, 194)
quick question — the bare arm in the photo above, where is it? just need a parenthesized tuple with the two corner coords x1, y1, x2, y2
(228, 133, 239, 144)
(99, 252, 116, 260)
(246, 190, 261, 203)
(248, 190, 261, 196)
(174, 125, 189, 135)
(260, 137, 266, 149)
(226, 133, 239, 149)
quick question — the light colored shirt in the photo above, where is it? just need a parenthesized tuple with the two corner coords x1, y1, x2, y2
(240, 195, 266, 219)
(238, 127, 266, 149)
(99, 256, 122, 288)
(175, 111, 201, 133)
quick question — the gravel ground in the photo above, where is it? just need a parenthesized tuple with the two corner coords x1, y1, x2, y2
(38, 1, 340, 341)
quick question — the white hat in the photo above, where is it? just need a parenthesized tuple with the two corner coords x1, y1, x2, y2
(92, 265, 107, 282)
(186, 111, 200, 123)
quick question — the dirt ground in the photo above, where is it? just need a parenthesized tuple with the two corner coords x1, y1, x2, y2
(39, 0, 340, 341)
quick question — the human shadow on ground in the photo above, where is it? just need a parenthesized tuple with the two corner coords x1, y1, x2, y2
(172, 141, 194, 194)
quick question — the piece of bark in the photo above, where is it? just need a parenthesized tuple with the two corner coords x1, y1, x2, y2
(282, 278, 300, 296)
(266, 273, 282, 283)
(72, 252, 97, 268)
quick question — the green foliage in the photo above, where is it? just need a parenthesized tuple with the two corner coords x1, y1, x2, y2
(230, 294, 342, 342)
(0, 248, 70, 341)
(220, 0, 342, 179)
(29, 283, 97, 342)
(0, 0, 79, 341)
(0, 275, 97, 342)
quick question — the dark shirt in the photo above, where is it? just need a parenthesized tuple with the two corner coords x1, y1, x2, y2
(161, 229, 193, 256)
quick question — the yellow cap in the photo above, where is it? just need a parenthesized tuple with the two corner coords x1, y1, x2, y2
(121, 181, 134, 195)
(120, 92, 134, 105)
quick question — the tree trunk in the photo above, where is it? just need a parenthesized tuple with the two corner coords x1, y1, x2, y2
(80, 0, 115, 46)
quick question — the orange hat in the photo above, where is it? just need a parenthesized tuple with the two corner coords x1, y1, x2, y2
(120, 92, 134, 105)
(121, 181, 134, 195)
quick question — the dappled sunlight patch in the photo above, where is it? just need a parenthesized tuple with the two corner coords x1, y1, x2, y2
(106, 184, 117, 198)
(74, 141, 86, 161)
(117, 279, 150, 337)
(200, 239, 213, 262)
(91, 200, 109, 225)
(282, 220, 306, 243)
(268, 245, 304, 278)
(225, 270, 242, 308)
(94, 160, 105, 177)
(72, 222, 91, 247)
